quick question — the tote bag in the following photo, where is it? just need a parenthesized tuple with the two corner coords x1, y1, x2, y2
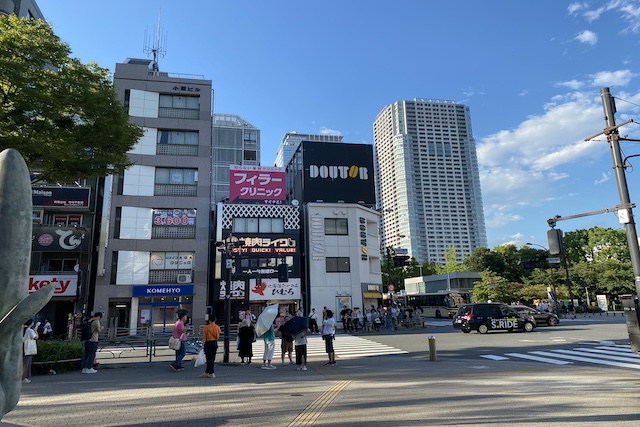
(24, 338, 37, 356)
(168, 336, 181, 350)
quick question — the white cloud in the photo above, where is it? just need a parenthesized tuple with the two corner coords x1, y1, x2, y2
(477, 91, 608, 229)
(591, 69, 635, 86)
(319, 127, 342, 136)
(575, 30, 598, 45)
(568, 2, 588, 15)
(595, 172, 611, 184)
(518, 89, 529, 97)
(556, 79, 585, 90)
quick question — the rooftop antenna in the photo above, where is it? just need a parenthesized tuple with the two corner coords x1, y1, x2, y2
(143, 10, 167, 72)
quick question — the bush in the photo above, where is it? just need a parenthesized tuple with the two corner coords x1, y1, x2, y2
(32, 338, 83, 375)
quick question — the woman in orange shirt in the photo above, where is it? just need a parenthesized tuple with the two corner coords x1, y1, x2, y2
(201, 318, 221, 378)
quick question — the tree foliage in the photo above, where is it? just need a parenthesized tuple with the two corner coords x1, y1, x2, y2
(0, 16, 142, 183)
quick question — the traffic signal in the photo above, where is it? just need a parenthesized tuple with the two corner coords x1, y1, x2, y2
(277, 263, 289, 282)
(547, 229, 564, 255)
(393, 255, 410, 267)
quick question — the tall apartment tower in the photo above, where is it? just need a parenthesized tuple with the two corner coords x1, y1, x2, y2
(212, 114, 260, 205)
(94, 59, 213, 333)
(274, 132, 343, 168)
(373, 98, 487, 266)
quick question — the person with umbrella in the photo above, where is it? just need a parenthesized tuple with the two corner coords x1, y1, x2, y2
(295, 328, 309, 371)
(278, 315, 295, 366)
(261, 323, 277, 370)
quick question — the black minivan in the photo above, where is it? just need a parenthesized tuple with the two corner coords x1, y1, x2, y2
(453, 303, 536, 334)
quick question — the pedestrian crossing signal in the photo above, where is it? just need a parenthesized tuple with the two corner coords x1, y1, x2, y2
(278, 263, 289, 282)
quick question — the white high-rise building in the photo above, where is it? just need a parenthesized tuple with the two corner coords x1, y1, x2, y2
(274, 132, 343, 168)
(373, 98, 487, 266)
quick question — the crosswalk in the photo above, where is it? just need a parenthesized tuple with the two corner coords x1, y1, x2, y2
(251, 334, 407, 361)
(480, 344, 640, 369)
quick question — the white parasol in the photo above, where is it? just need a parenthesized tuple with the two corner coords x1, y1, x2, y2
(255, 303, 279, 337)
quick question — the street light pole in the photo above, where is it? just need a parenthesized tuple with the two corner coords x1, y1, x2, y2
(216, 234, 242, 364)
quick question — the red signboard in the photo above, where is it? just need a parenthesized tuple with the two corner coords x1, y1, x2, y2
(229, 165, 286, 204)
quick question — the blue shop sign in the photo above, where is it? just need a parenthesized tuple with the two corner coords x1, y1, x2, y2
(133, 285, 194, 297)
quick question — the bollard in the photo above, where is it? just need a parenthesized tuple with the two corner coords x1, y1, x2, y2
(428, 336, 437, 362)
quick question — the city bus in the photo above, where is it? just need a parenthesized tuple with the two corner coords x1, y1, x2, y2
(405, 291, 470, 318)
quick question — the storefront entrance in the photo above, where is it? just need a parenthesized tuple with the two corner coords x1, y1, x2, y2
(138, 298, 193, 333)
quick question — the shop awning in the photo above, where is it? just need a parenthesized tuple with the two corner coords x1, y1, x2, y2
(363, 292, 383, 299)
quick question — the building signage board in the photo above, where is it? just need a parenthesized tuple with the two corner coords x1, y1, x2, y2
(32, 187, 91, 209)
(219, 280, 246, 300)
(149, 252, 194, 270)
(153, 209, 196, 226)
(302, 142, 375, 205)
(133, 285, 194, 297)
(32, 227, 90, 252)
(223, 236, 298, 255)
(28, 274, 78, 297)
(249, 278, 301, 300)
(229, 165, 286, 204)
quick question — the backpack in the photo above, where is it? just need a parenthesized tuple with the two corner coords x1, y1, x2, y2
(80, 320, 92, 341)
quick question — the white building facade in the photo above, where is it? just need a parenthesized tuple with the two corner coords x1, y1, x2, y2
(306, 203, 382, 316)
(373, 98, 487, 265)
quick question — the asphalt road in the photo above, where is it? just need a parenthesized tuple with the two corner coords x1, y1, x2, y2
(3, 314, 638, 427)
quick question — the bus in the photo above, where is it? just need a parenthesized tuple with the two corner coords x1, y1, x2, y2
(405, 291, 470, 318)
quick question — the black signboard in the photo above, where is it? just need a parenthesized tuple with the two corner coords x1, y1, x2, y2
(302, 142, 375, 205)
(32, 227, 90, 252)
(32, 187, 91, 209)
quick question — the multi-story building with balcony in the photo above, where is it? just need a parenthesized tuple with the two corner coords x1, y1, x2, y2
(93, 58, 213, 333)
(373, 98, 487, 266)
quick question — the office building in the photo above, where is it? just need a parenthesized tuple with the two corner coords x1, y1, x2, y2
(286, 141, 383, 314)
(0, 0, 43, 17)
(274, 132, 343, 168)
(212, 114, 260, 205)
(93, 58, 213, 333)
(373, 98, 487, 266)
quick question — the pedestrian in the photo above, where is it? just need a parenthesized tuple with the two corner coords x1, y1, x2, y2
(340, 307, 350, 332)
(280, 327, 295, 365)
(296, 308, 303, 317)
(244, 308, 256, 324)
(295, 329, 309, 371)
(237, 318, 255, 364)
(42, 319, 53, 340)
(200, 317, 221, 378)
(322, 306, 327, 321)
(22, 319, 39, 383)
(170, 311, 188, 371)
(352, 308, 362, 332)
(322, 309, 336, 365)
(81, 312, 103, 374)
(261, 324, 277, 369)
(308, 308, 319, 334)
(568, 301, 576, 320)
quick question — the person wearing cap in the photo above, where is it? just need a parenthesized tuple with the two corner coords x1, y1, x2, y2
(200, 318, 221, 378)
(81, 312, 103, 374)
(170, 311, 188, 371)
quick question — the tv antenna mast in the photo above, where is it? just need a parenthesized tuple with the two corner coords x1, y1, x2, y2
(143, 11, 167, 72)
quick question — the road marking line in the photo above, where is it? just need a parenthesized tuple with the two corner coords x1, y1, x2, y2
(504, 353, 572, 365)
(553, 349, 640, 364)
(530, 351, 640, 369)
(479, 355, 509, 361)
(577, 347, 640, 358)
(288, 380, 351, 427)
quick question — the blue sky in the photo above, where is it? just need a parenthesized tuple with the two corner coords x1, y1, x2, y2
(37, 0, 640, 250)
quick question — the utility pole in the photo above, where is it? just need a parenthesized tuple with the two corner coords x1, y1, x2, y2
(600, 88, 640, 297)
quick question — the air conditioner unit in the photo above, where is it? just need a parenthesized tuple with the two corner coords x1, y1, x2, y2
(177, 274, 192, 284)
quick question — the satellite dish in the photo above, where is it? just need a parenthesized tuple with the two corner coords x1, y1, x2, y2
(291, 199, 299, 206)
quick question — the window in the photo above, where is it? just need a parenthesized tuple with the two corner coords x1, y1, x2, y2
(325, 218, 348, 235)
(155, 168, 197, 185)
(326, 257, 350, 272)
(233, 218, 284, 233)
(159, 95, 199, 109)
(157, 130, 199, 145)
(244, 151, 257, 161)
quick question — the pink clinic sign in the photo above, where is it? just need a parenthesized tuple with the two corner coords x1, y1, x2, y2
(229, 165, 286, 204)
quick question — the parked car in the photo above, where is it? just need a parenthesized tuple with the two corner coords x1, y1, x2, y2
(510, 305, 559, 326)
(453, 303, 536, 334)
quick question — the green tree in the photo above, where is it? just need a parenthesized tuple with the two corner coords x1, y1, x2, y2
(0, 16, 142, 183)
(471, 272, 516, 304)
(435, 246, 465, 274)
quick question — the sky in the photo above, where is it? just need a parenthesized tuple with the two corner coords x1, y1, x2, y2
(36, 0, 640, 251)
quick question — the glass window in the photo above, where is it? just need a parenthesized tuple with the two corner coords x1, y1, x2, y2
(325, 218, 348, 235)
(247, 218, 259, 233)
(326, 257, 350, 272)
(259, 218, 272, 233)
